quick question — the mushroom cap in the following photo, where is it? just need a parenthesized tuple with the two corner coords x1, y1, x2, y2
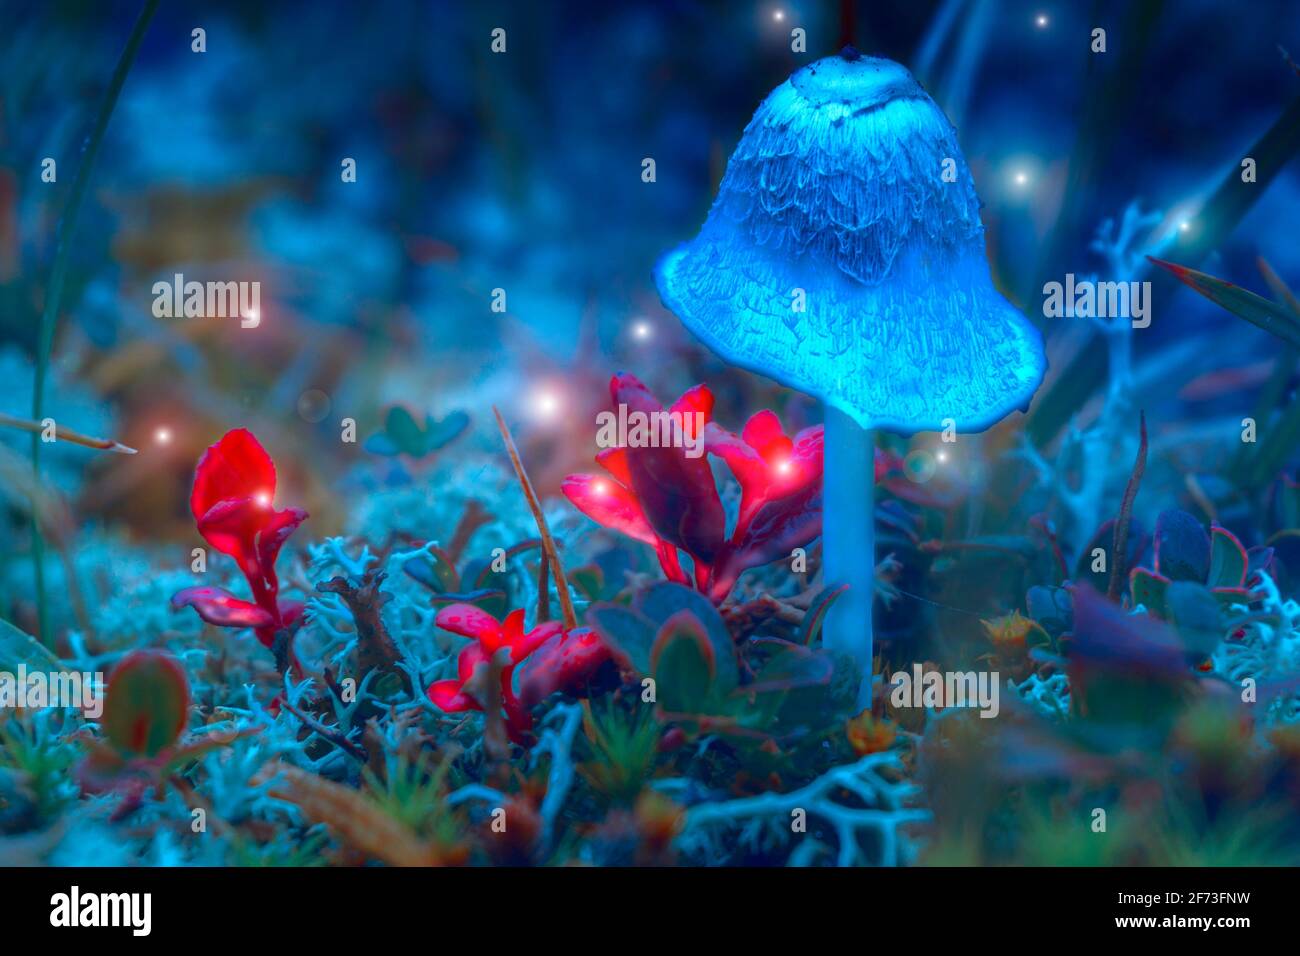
(655, 53, 1046, 434)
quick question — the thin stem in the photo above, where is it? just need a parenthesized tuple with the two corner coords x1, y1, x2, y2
(1109, 411, 1148, 602)
(28, 0, 158, 646)
(0, 413, 137, 454)
(491, 406, 577, 630)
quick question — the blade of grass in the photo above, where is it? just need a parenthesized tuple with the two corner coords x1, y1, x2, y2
(1148, 256, 1300, 348)
(0, 412, 137, 454)
(1029, 90, 1300, 447)
(491, 406, 577, 630)
(1259, 256, 1300, 317)
(1109, 411, 1147, 602)
(28, 0, 158, 646)
(1229, 257, 1300, 484)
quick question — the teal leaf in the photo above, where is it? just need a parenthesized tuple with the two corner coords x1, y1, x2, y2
(1148, 257, 1300, 349)
(651, 611, 718, 714)
(1208, 526, 1248, 589)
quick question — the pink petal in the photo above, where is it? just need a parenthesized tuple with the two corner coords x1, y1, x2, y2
(596, 447, 633, 485)
(436, 604, 503, 643)
(518, 627, 612, 708)
(457, 642, 489, 684)
(196, 497, 265, 574)
(514, 621, 565, 662)
(191, 429, 276, 522)
(741, 410, 790, 461)
(609, 372, 661, 411)
(562, 474, 659, 545)
(499, 608, 527, 654)
(171, 586, 275, 629)
(427, 679, 478, 713)
(669, 384, 714, 438)
(256, 507, 308, 591)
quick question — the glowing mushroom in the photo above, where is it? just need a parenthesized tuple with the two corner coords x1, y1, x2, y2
(655, 49, 1046, 704)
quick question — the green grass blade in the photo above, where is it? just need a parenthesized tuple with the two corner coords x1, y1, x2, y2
(1147, 256, 1300, 349)
(1230, 258, 1300, 484)
(1028, 91, 1300, 447)
(28, 0, 159, 646)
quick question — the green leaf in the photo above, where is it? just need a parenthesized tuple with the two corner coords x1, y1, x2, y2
(742, 641, 837, 732)
(650, 611, 718, 714)
(468, 539, 540, 590)
(568, 564, 606, 602)
(0, 618, 61, 673)
(745, 640, 834, 695)
(1147, 257, 1300, 349)
(586, 603, 656, 676)
(1208, 526, 1247, 589)
(1211, 587, 1254, 609)
(423, 411, 470, 450)
(635, 582, 736, 693)
(1130, 568, 1170, 616)
(403, 548, 460, 594)
(798, 584, 848, 647)
(1165, 581, 1222, 660)
(102, 651, 190, 759)
(385, 406, 427, 456)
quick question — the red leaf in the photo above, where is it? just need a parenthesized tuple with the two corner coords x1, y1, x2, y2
(256, 506, 308, 590)
(511, 620, 564, 662)
(562, 473, 659, 545)
(196, 497, 267, 573)
(428, 679, 478, 713)
(612, 373, 725, 562)
(741, 410, 790, 460)
(706, 418, 823, 540)
(596, 447, 634, 485)
(190, 429, 276, 522)
(436, 604, 504, 643)
(709, 483, 823, 602)
(518, 626, 611, 707)
(668, 384, 714, 439)
(171, 586, 275, 629)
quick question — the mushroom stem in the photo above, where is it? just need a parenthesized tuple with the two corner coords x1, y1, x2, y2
(820, 406, 874, 708)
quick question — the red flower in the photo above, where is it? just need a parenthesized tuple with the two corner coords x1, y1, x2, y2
(518, 627, 611, 708)
(427, 605, 564, 743)
(704, 411, 824, 543)
(172, 429, 307, 650)
(562, 447, 691, 586)
(563, 374, 823, 603)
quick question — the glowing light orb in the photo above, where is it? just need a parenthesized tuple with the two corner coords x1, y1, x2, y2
(154, 427, 172, 445)
(633, 321, 652, 340)
(254, 491, 272, 508)
(1035, 14, 1049, 28)
(534, 391, 560, 418)
(297, 389, 332, 423)
(904, 450, 937, 484)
